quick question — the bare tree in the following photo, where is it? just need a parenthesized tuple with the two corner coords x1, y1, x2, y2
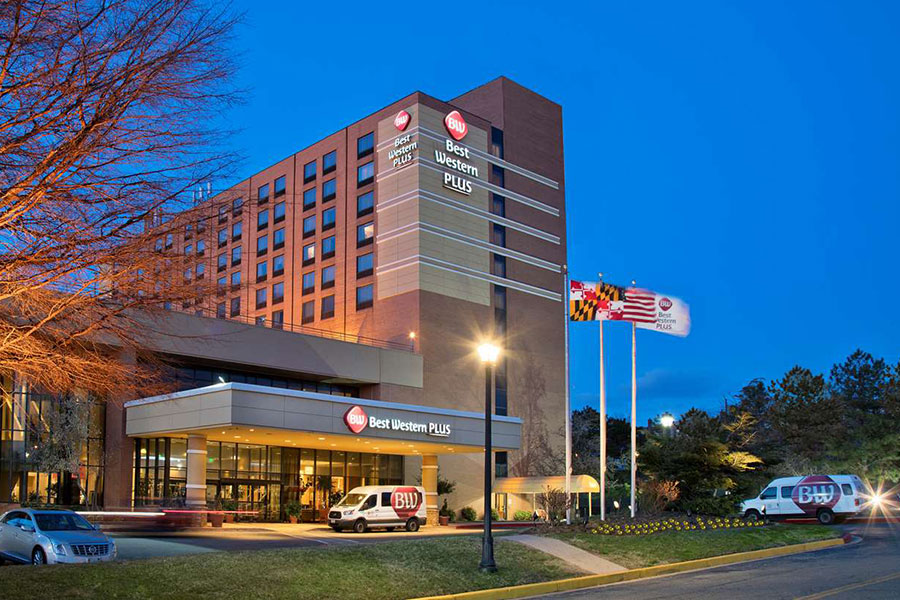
(0, 0, 239, 397)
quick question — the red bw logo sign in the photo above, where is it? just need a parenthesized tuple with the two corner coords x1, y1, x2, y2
(659, 297, 673, 311)
(391, 487, 422, 519)
(343, 405, 368, 434)
(791, 475, 841, 515)
(444, 110, 468, 140)
(394, 110, 410, 131)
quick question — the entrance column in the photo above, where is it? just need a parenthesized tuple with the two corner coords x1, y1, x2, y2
(185, 434, 208, 508)
(422, 454, 439, 526)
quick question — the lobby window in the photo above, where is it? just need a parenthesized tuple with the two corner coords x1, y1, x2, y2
(218, 205, 228, 223)
(322, 235, 335, 259)
(302, 271, 315, 295)
(303, 187, 316, 210)
(321, 295, 334, 319)
(217, 228, 227, 248)
(272, 282, 284, 304)
(495, 451, 508, 478)
(357, 132, 374, 158)
(323, 150, 337, 174)
(256, 261, 267, 283)
(196, 263, 205, 279)
(184, 244, 192, 256)
(303, 160, 316, 183)
(322, 265, 335, 289)
(301, 300, 314, 324)
(491, 194, 505, 217)
(356, 253, 373, 278)
(272, 254, 284, 277)
(491, 127, 504, 159)
(230, 296, 241, 317)
(197, 240, 206, 256)
(492, 224, 506, 247)
(272, 310, 284, 329)
(165, 233, 173, 249)
(303, 215, 316, 238)
(255, 287, 267, 309)
(322, 207, 336, 231)
(357, 191, 374, 217)
(357, 221, 374, 247)
(322, 179, 337, 202)
(273, 227, 285, 250)
(216, 302, 226, 319)
(274, 201, 286, 223)
(230, 270, 241, 290)
(274, 175, 286, 198)
(302, 243, 315, 266)
(231, 245, 241, 266)
(356, 284, 373, 310)
(491, 164, 505, 188)
(257, 234, 268, 256)
(217, 253, 227, 272)
(257, 209, 269, 230)
(232, 221, 242, 241)
(492, 254, 506, 278)
(257, 183, 270, 204)
(232, 197, 243, 217)
(357, 162, 374, 187)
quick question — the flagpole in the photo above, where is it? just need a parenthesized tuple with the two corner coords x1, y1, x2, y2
(563, 267, 572, 525)
(598, 272, 607, 522)
(630, 318, 637, 519)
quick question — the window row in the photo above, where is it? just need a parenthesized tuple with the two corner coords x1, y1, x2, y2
(301, 295, 335, 323)
(303, 150, 338, 184)
(257, 175, 287, 204)
(302, 179, 337, 210)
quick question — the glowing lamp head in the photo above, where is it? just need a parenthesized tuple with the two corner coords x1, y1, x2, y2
(477, 343, 501, 364)
(660, 414, 675, 428)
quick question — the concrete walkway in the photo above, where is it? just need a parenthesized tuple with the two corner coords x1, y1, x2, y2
(509, 534, 626, 575)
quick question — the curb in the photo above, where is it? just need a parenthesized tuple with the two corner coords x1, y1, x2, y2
(412, 536, 847, 600)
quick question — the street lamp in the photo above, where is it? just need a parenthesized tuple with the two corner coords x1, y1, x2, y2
(660, 414, 675, 429)
(477, 342, 500, 573)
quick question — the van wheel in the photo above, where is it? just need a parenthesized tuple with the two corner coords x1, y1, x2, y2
(31, 547, 46, 565)
(744, 509, 761, 522)
(817, 509, 835, 525)
(405, 518, 420, 532)
(352, 519, 367, 534)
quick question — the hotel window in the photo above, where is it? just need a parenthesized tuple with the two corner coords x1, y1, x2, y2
(303, 160, 317, 183)
(231, 245, 241, 266)
(356, 284, 373, 310)
(322, 179, 336, 202)
(495, 451, 508, 477)
(255, 287, 267, 309)
(232, 197, 243, 216)
(184, 267, 192, 281)
(273, 227, 285, 250)
(217, 276, 226, 295)
(256, 261, 267, 282)
(357, 221, 374, 247)
(322, 235, 335, 259)
(272, 254, 284, 277)
(230, 296, 241, 317)
(196, 263, 205, 279)
(272, 282, 284, 304)
(185, 223, 193, 239)
(274, 175, 286, 198)
(491, 164, 505, 188)
(197, 240, 206, 256)
(218, 205, 228, 223)
(492, 224, 506, 247)
(165, 233, 173, 249)
(184, 244, 192, 256)
(357, 191, 374, 217)
(322, 265, 335, 289)
(197, 218, 206, 234)
(323, 150, 337, 174)
(255, 315, 266, 326)
(257, 209, 269, 230)
(357, 132, 374, 158)
(216, 302, 226, 319)
(321, 295, 334, 319)
(232, 222, 242, 241)
(302, 243, 315, 266)
(257, 183, 270, 204)
(154, 238, 163, 252)
(357, 162, 374, 187)
(302, 271, 315, 295)
(272, 310, 284, 329)
(274, 201, 286, 223)
(217, 228, 227, 248)
(217, 253, 227, 272)
(492, 254, 506, 278)
(230, 270, 241, 290)
(303, 215, 316, 238)
(493, 285, 507, 310)
(301, 300, 314, 324)
(491, 127, 504, 159)
(322, 207, 336, 231)
(357, 253, 373, 278)
(303, 187, 316, 210)
(491, 194, 505, 217)
(256, 234, 268, 256)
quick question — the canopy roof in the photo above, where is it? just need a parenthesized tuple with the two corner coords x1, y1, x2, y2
(493, 475, 600, 495)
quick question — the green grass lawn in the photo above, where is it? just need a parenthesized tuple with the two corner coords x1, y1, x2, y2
(551, 523, 840, 569)
(0, 537, 582, 600)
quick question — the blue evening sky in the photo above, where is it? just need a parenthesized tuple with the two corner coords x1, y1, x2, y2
(223, 1, 900, 422)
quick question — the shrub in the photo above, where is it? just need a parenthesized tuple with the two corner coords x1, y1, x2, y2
(285, 501, 302, 519)
(538, 487, 567, 521)
(513, 510, 533, 521)
(641, 480, 681, 514)
(678, 495, 736, 517)
(460, 507, 477, 521)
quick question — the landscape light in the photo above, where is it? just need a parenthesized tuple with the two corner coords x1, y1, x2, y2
(660, 414, 675, 428)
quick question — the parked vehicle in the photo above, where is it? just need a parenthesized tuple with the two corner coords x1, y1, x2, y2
(740, 474, 868, 524)
(328, 485, 426, 533)
(0, 508, 116, 565)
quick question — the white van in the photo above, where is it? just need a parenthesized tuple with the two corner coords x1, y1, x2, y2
(740, 474, 868, 524)
(328, 485, 427, 533)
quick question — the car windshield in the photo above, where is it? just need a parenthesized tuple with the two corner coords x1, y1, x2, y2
(335, 494, 367, 507)
(33, 513, 94, 531)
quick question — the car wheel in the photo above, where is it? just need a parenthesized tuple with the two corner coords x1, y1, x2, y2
(744, 509, 761, 522)
(352, 518, 367, 534)
(31, 547, 46, 566)
(817, 509, 835, 525)
(405, 518, 420, 532)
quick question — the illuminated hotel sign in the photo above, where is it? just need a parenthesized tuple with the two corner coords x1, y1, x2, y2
(439, 111, 477, 195)
(444, 110, 468, 140)
(394, 110, 411, 131)
(389, 134, 417, 168)
(344, 405, 452, 438)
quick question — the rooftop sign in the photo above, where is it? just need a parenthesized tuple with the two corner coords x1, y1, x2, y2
(444, 110, 468, 140)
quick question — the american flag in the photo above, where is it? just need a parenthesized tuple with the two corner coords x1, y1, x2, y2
(608, 288, 657, 324)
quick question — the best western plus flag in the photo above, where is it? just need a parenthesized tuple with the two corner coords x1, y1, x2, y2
(569, 280, 690, 337)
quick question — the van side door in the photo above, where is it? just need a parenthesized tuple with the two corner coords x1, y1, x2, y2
(779, 485, 803, 515)
(380, 491, 394, 524)
(759, 487, 780, 515)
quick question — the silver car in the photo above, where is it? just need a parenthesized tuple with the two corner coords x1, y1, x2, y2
(0, 508, 116, 565)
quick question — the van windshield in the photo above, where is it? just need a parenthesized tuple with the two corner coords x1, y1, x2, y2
(335, 494, 367, 507)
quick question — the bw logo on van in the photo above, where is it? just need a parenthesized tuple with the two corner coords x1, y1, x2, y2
(791, 475, 841, 514)
(391, 487, 422, 519)
(344, 405, 368, 434)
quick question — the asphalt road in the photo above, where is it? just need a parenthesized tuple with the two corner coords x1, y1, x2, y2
(540, 523, 900, 599)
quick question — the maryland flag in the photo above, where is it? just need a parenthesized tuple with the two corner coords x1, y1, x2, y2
(569, 280, 627, 321)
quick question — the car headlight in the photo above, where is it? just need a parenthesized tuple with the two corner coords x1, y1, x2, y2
(343, 510, 354, 516)
(53, 543, 67, 556)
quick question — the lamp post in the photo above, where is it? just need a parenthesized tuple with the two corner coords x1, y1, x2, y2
(477, 342, 500, 573)
(660, 414, 675, 429)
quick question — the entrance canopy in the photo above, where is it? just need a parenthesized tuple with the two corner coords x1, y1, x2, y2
(124, 382, 521, 456)
(493, 475, 600, 495)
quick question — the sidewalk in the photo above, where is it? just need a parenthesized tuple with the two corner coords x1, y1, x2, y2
(508, 534, 625, 575)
